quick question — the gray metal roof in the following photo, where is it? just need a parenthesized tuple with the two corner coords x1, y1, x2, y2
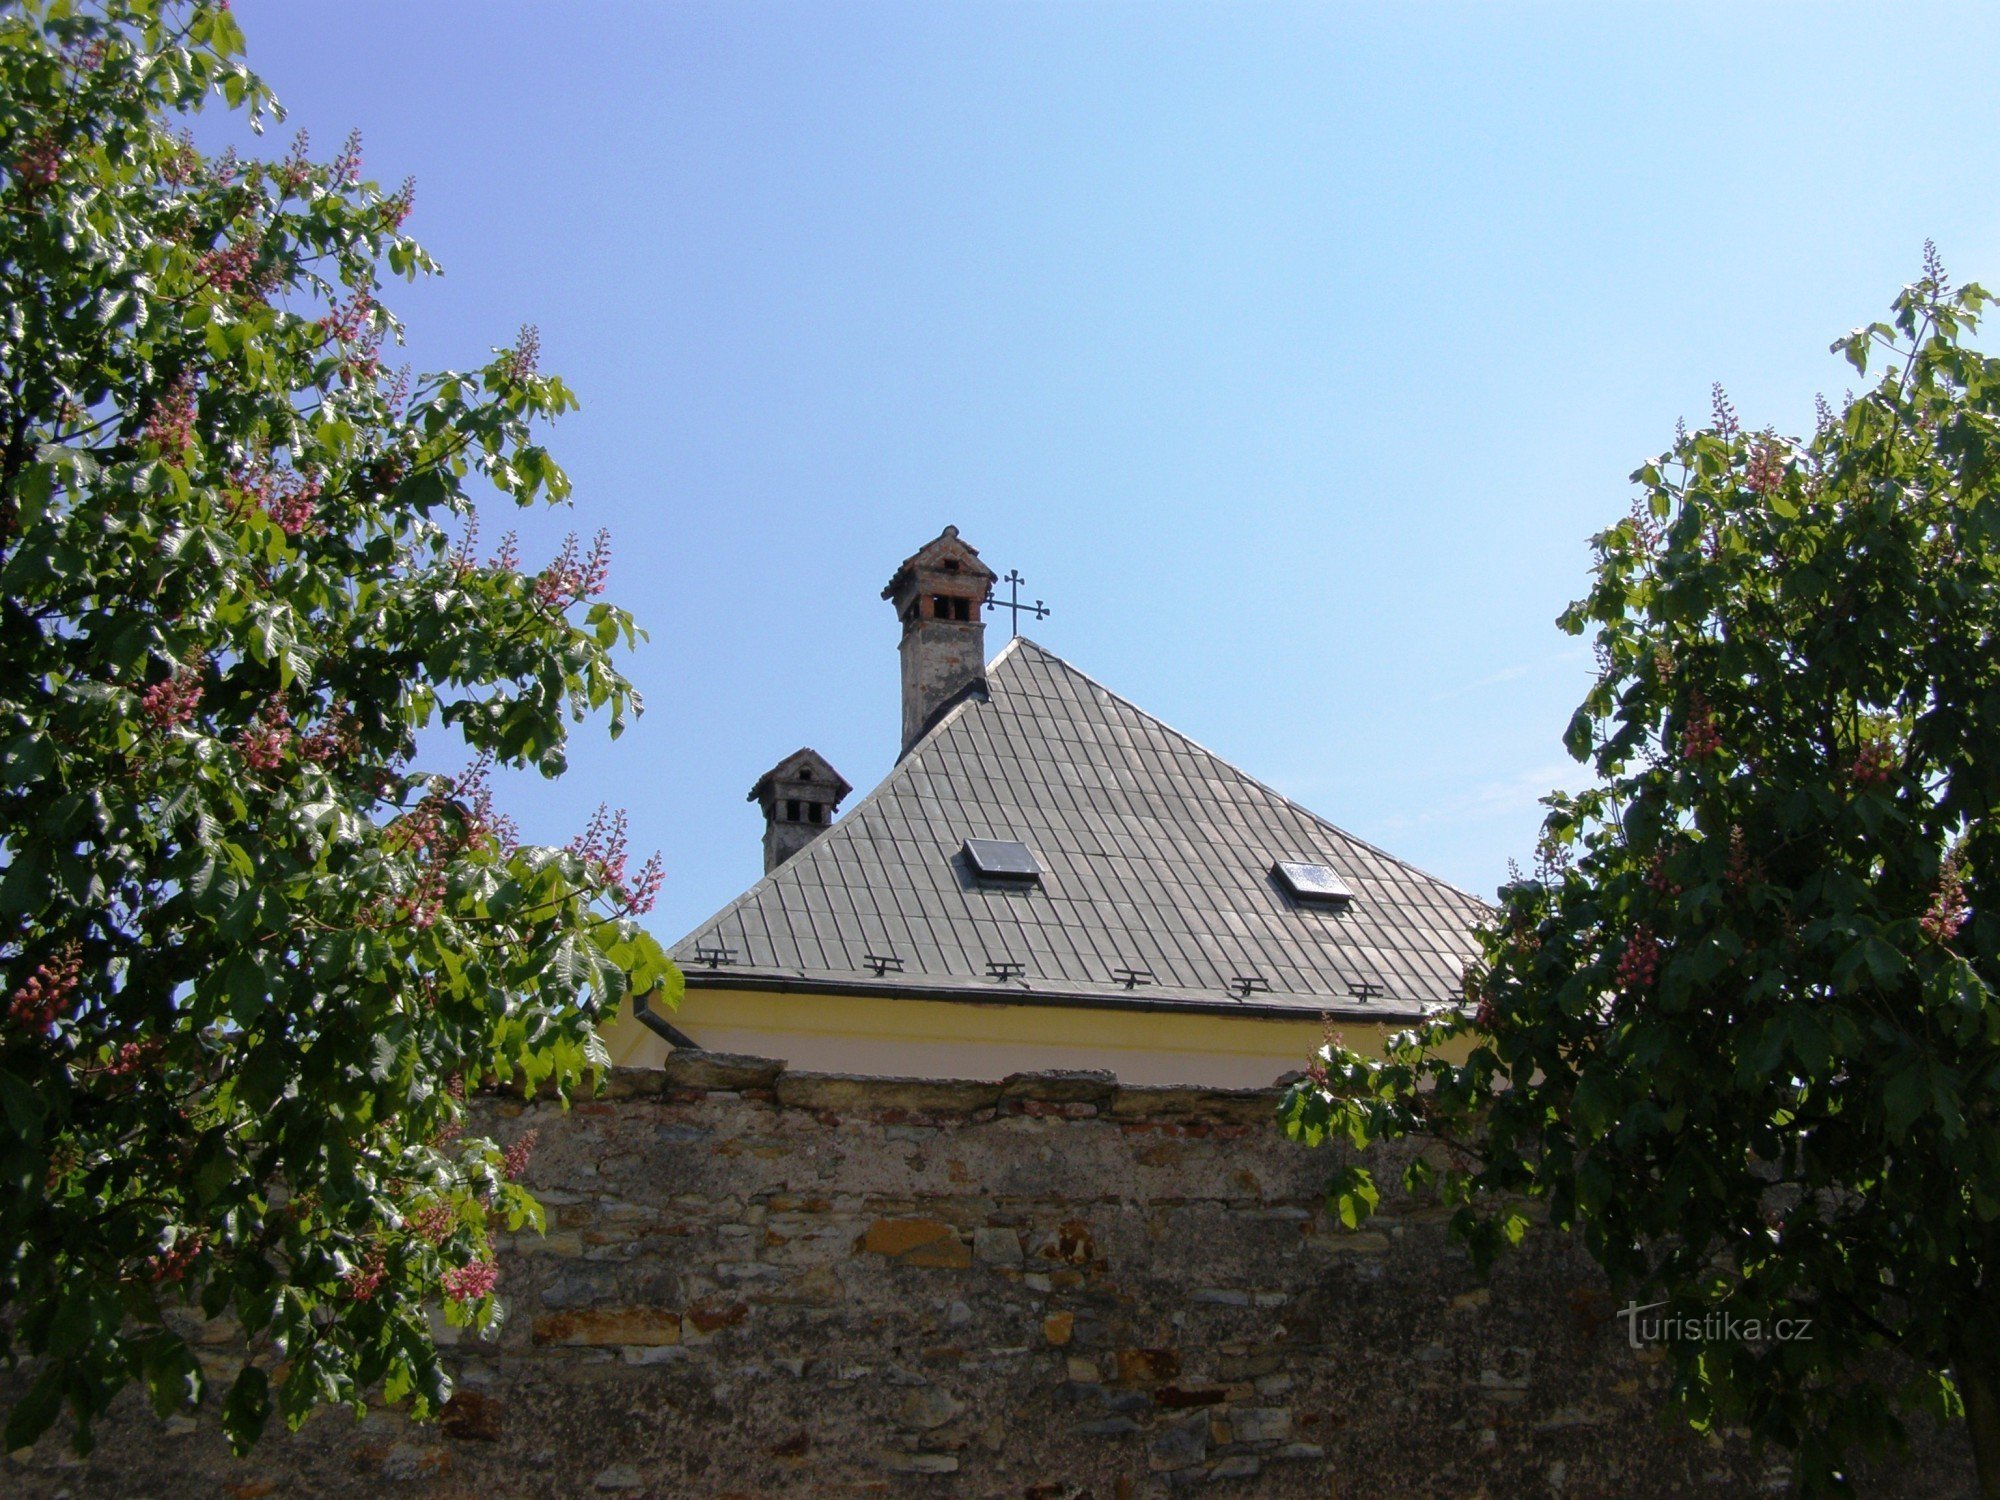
(672, 638, 1491, 1020)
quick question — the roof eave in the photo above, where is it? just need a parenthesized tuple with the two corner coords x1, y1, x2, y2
(674, 965, 1444, 1025)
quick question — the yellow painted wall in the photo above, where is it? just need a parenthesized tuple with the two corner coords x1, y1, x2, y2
(601, 984, 1445, 1090)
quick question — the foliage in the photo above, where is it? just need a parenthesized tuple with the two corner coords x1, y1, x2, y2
(0, 0, 677, 1454)
(1285, 253, 2000, 1494)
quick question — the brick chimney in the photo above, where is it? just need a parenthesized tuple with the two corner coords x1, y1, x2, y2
(748, 749, 851, 873)
(881, 525, 997, 756)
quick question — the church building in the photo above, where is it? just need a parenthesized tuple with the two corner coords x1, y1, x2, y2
(604, 526, 1489, 1088)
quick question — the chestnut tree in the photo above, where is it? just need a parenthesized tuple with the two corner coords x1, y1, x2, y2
(0, 0, 676, 1454)
(1287, 255, 2000, 1495)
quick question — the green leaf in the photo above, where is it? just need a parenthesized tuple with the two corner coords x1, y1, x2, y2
(1325, 1165, 1380, 1230)
(3, 1375, 64, 1452)
(222, 1367, 272, 1455)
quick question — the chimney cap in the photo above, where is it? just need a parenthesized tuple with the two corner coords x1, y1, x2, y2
(747, 748, 852, 808)
(881, 524, 997, 605)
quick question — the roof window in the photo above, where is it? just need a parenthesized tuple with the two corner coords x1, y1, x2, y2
(963, 838, 1041, 883)
(1272, 860, 1354, 906)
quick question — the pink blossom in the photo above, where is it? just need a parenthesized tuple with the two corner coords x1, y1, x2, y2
(105, 1040, 161, 1077)
(345, 1248, 385, 1302)
(1746, 434, 1787, 497)
(409, 1202, 456, 1245)
(143, 375, 197, 460)
(140, 660, 204, 730)
(1850, 742, 1896, 789)
(300, 709, 359, 765)
(502, 1130, 539, 1181)
(381, 176, 416, 233)
(12, 131, 61, 189)
(331, 128, 363, 186)
(532, 530, 611, 612)
(237, 700, 292, 772)
(1615, 926, 1660, 992)
(317, 289, 374, 344)
(1921, 857, 1967, 944)
(1679, 694, 1721, 761)
(146, 1235, 203, 1285)
(195, 232, 262, 295)
(8, 943, 82, 1031)
(441, 1259, 498, 1303)
(499, 323, 540, 382)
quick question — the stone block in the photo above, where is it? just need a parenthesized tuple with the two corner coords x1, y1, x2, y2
(1232, 1407, 1292, 1443)
(596, 1069, 666, 1099)
(1000, 1069, 1117, 1107)
(875, 1450, 960, 1474)
(620, 1346, 687, 1366)
(1043, 1312, 1075, 1346)
(778, 1073, 1002, 1114)
(900, 1387, 966, 1430)
(437, 1391, 503, 1443)
(531, 1308, 681, 1347)
(973, 1227, 1024, 1265)
(1193, 1288, 1250, 1307)
(857, 1218, 972, 1267)
(660, 1051, 785, 1092)
(1108, 1085, 1277, 1124)
(1116, 1348, 1182, 1384)
(1147, 1412, 1209, 1472)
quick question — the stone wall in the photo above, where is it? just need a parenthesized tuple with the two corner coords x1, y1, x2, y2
(4, 1055, 1974, 1497)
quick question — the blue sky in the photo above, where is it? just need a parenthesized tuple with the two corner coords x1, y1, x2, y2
(225, 1, 2000, 939)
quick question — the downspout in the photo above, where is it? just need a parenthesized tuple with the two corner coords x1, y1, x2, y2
(633, 986, 701, 1051)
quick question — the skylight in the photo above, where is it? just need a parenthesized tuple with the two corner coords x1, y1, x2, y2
(1272, 860, 1354, 906)
(963, 838, 1041, 882)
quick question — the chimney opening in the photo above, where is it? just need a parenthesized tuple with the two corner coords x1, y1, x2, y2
(786, 798, 801, 822)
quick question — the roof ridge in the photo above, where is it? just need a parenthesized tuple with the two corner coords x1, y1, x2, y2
(985, 640, 1493, 911)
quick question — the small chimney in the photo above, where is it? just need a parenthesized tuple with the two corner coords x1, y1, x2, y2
(881, 525, 998, 755)
(748, 749, 851, 873)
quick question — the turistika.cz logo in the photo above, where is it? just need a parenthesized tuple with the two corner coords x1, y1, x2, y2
(1618, 1301, 1814, 1349)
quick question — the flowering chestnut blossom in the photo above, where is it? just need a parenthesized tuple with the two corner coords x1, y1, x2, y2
(232, 461, 322, 536)
(140, 658, 204, 730)
(1920, 857, 1968, 944)
(502, 1129, 539, 1181)
(441, 1259, 498, 1303)
(1746, 433, 1788, 497)
(498, 323, 540, 382)
(408, 1202, 456, 1246)
(1679, 693, 1722, 761)
(344, 1248, 385, 1302)
(142, 374, 196, 459)
(1614, 926, 1660, 992)
(568, 802, 664, 915)
(532, 529, 613, 614)
(145, 1235, 203, 1285)
(1849, 741, 1896, 788)
(8, 943, 81, 1030)
(12, 129, 60, 189)
(236, 699, 292, 771)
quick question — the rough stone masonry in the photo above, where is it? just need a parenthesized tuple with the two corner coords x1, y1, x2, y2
(3, 1054, 1973, 1497)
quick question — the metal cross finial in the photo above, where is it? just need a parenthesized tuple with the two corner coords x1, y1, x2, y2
(986, 569, 1051, 637)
